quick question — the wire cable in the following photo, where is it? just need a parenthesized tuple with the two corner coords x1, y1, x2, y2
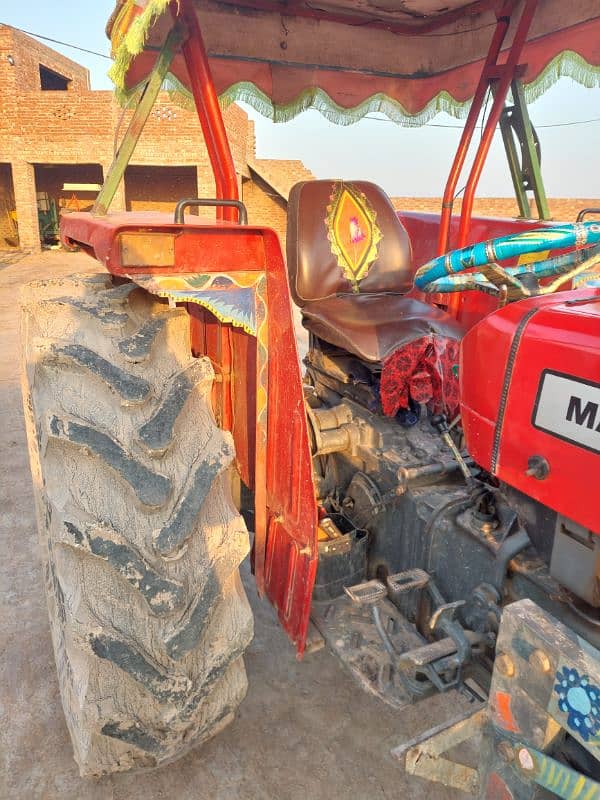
(6, 25, 112, 60)
(364, 114, 600, 129)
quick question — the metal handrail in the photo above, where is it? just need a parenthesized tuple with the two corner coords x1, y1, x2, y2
(174, 198, 248, 225)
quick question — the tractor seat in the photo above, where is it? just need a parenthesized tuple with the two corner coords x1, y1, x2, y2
(287, 180, 462, 363)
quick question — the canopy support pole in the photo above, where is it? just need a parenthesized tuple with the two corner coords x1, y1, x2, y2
(92, 25, 182, 216)
(456, 0, 539, 248)
(436, 0, 517, 257)
(437, 0, 539, 318)
(177, 0, 239, 222)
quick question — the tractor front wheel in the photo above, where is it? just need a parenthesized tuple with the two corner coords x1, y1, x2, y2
(21, 274, 253, 776)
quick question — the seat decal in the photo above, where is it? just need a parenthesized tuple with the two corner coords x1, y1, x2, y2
(325, 182, 382, 292)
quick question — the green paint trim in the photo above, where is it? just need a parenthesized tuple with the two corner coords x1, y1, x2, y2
(94, 25, 181, 215)
(514, 744, 600, 800)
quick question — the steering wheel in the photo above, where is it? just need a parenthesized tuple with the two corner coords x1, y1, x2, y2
(414, 221, 600, 301)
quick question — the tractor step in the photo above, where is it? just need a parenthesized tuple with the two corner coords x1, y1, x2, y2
(343, 579, 387, 606)
(311, 593, 426, 709)
(344, 569, 430, 607)
(401, 636, 465, 667)
(386, 568, 430, 596)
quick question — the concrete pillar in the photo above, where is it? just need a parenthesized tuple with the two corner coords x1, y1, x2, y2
(11, 160, 41, 253)
(102, 162, 127, 212)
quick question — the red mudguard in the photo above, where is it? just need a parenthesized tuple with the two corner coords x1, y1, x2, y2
(61, 212, 318, 654)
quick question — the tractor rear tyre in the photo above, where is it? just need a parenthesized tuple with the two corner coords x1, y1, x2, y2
(20, 274, 253, 777)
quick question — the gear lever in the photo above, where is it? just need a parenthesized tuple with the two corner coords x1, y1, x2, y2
(431, 414, 473, 484)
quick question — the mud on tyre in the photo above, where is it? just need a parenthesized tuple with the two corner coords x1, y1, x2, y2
(21, 274, 253, 777)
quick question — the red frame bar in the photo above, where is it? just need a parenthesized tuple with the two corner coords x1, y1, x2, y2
(456, 0, 538, 247)
(436, 0, 538, 318)
(436, 0, 516, 257)
(177, 0, 239, 221)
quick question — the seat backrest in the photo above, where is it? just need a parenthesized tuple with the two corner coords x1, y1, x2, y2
(286, 179, 413, 307)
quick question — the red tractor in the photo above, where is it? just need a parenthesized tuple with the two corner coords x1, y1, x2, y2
(21, 0, 600, 795)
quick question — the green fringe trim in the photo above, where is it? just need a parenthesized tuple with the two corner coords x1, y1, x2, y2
(218, 82, 471, 126)
(108, 0, 171, 92)
(214, 50, 600, 126)
(109, 3, 600, 128)
(522, 49, 600, 103)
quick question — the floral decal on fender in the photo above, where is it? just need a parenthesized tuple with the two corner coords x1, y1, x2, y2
(554, 667, 600, 742)
(325, 182, 382, 293)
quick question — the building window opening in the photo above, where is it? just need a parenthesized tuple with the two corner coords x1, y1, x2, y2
(39, 65, 71, 91)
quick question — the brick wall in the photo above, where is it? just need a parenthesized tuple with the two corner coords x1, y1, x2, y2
(242, 174, 288, 249)
(0, 23, 260, 251)
(392, 197, 600, 221)
(7, 27, 90, 93)
(124, 165, 199, 213)
(0, 26, 90, 103)
(2, 90, 250, 177)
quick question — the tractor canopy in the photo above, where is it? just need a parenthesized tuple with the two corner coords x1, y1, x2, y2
(108, 0, 600, 125)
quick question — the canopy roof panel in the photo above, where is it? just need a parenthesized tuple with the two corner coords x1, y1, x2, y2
(208, 0, 489, 29)
(108, 0, 600, 124)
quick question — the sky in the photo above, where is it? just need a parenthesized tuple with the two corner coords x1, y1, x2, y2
(2, 0, 599, 197)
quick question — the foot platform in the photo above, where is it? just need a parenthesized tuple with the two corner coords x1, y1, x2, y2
(386, 568, 430, 596)
(312, 588, 426, 709)
(343, 579, 387, 606)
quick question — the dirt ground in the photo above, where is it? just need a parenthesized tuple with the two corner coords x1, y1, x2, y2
(0, 250, 467, 800)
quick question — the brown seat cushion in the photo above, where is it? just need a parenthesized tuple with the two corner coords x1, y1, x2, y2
(287, 180, 413, 304)
(302, 293, 463, 363)
(287, 179, 462, 362)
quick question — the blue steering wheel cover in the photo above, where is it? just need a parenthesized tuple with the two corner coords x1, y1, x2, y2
(415, 221, 600, 291)
(427, 244, 600, 293)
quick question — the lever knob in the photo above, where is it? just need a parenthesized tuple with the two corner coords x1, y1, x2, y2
(431, 413, 449, 434)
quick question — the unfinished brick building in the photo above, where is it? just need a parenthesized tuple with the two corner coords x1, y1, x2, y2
(0, 24, 313, 252)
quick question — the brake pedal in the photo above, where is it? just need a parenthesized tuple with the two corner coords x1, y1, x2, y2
(344, 579, 387, 606)
(399, 636, 462, 668)
(386, 569, 430, 596)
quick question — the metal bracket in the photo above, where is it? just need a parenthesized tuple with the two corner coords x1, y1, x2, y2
(392, 707, 486, 795)
(394, 600, 600, 797)
(496, 78, 550, 220)
(429, 600, 465, 632)
(346, 571, 480, 699)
